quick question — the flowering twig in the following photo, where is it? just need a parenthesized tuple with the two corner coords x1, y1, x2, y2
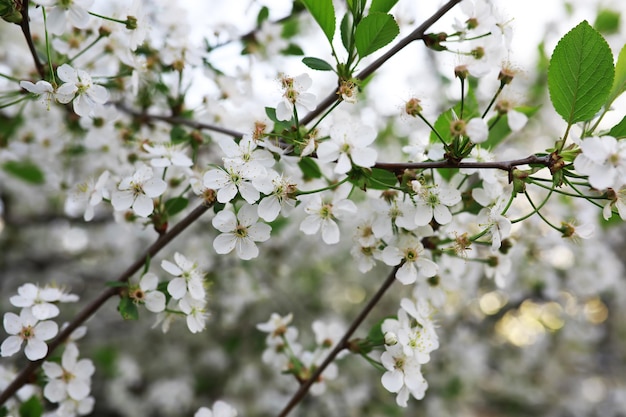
(277, 265, 401, 417)
(375, 154, 551, 181)
(299, 0, 464, 126)
(115, 102, 245, 139)
(19, 0, 46, 79)
(0, 201, 213, 405)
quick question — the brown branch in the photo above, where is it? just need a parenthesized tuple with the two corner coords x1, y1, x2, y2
(19, 0, 46, 79)
(299, 0, 464, 126)
(0, 201, 213, 405)
(375, 154, 551, 175)
(115, 102, 245, 139)
(277, 264, 400, 417)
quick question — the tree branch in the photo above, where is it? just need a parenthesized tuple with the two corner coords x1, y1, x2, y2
(277, 265, 400, 417)
(299, 0, 464, 126)
(115, 102, 245, 139)
(375, 154, 551, 175)
(0, 201, 213, 405)
(19, 0, 46, 79)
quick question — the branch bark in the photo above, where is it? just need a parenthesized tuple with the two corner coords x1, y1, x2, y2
(19, 0, 46, 79)
(0, 202, 213, 405)
(277, 265, 401, 417)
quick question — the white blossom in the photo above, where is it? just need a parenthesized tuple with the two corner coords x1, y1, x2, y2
(111, 165, 167, 217)
(212, 204, 271, 260)
(276, 73, 316, 121)
(162, 252, 206, 301)
(56, 64, 109, 117)
(381, 236, 438, 285)
(574, 135, 626, 190)
(300, 193, 357, 244)
(43, 344, 95, 403)
(317, 119, 378, 174)
(1, 308, 59, 361)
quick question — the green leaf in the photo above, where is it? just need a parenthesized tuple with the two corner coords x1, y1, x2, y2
(608, 115, 626, 138)
(302, 57, 334, 71)
(170, 125, 188, 144)
(340, 12, 352, 52)
(2, 160, 45, 184)
(281, 17, 299, 38)
(281, 43, 304, 56)
(366, 168, 398, 190)
(164, 197, 189, 216)
(482, 106, 540, 150)
(354, 12, 399, 58)
(18, 396, 42, 417)
(298, 157, 322, 180)
(429, 90, 479, 145)
(608, 44, 626, 106)
(118, 296, 139, 320)
(593, 9, 620, 34)
(256, 6, 269, 27)
(547, 20, 614, 125)
(301, 0, 335, 43)
(265, 107, 293, 130)
(369, 0, 399, 14)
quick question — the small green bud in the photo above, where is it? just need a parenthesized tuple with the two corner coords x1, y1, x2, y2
(125, 15, 138, 30)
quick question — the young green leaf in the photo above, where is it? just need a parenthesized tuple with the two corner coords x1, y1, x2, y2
(340, 12, 353, 52)
(18, 396, 43, 417)
(482, 106, 540, 150)
(369, 0, 399, 14)
(165, 197, 189, 216)
(366, 168, 398, 190)
(298, 157, 322, 180)
(547, 20, 614, 125)
(608, 115, 626, 139)
(118, 296, 139, 320)
(302, 57, 334, 71)
(256, 6, 269, 27)
(608, 44, 626, 106)
(281, 43, 304, 56)
(2, 160, 45, 184)
(593, 9, 620, 34)
(301, 0, 336, 44)
(354, 12, 399, 58)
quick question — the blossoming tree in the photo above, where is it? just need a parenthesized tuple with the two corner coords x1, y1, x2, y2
(1, 0, 626, 416)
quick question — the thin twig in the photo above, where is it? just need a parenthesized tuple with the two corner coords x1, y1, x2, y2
(375, 154, 551, 174)
(299, 0, 464, 126)
(115, 102, 245, 139)
(277, 265, 401, 417)
(20, 0, 46, 78)
(0, 202, 212, 405)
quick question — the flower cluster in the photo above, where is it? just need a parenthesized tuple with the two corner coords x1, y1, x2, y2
(257, 313, 342, 395)
(42, 343, 95, 416)
(380, 299, 439, 407)
(154, 252, 209, 333)
(21, 64, 109, 117)
(1, 284, 78, 361)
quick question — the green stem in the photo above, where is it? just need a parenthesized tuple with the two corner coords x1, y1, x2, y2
(308, 100, 340, 133)
(418, 113, 449, 150)
(0, 96, 29, 109)
(519, 190, 562, 232)
(68, 35, 105, 64)
(88, 11, 128, 26)
(42, 8, 56, 85)
(0, 72, 22, 83)
(482, 84, 503, 119)
(295, 177, 350, 196)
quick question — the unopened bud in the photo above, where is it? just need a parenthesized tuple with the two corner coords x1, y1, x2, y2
(404, 97, 422, 117)
(384, 332, 398, 346)
(125, 15, 138, 30)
